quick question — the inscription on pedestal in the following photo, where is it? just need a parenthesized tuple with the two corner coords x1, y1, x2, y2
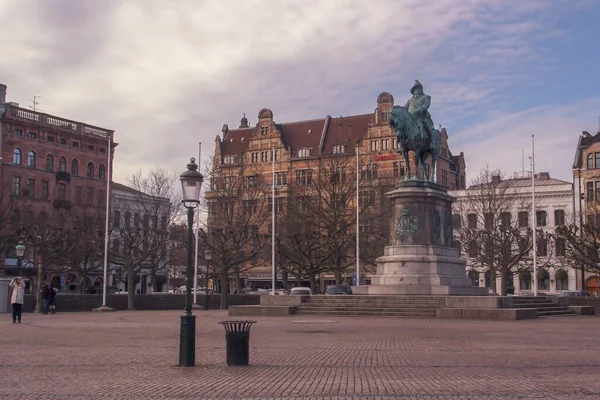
(395, 206, 418, 243)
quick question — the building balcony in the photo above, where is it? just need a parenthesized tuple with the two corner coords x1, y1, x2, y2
(56, 171, 71, 182)
(53, 199, 72, 210)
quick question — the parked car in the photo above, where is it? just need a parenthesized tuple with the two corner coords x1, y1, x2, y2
(325, 285, 352, 295)
(289, 287, 312, 296)
(268, 289, 287, 296)
(557, 290, 592, 297)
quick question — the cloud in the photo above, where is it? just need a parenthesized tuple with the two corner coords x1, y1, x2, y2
(0, 0, 596, 184)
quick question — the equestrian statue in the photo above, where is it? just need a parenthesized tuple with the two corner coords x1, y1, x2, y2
(388, 80, 440, 182)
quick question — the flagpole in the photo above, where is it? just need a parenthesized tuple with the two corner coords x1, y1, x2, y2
(102, 136, 111, 307)
(531, 135, 538, 296)
(194, 142, 201, 304)
(356, 143, 360, 286)
(271, 146, 276, 295)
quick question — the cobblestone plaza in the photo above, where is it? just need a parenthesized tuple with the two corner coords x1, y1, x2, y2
(1, 311, 599, 400)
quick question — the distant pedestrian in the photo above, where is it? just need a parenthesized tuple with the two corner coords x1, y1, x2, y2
(10, 277, 26, 323)
(48, 286, 57, 314)
(40, 283, 50, 314)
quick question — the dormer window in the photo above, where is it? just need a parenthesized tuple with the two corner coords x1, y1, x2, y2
(333, 145, 346, 154)
(298, 147, 311, 158)
(223, 155, 236, 165)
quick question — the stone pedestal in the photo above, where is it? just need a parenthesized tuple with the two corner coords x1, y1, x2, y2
(355, 180, 487, 296)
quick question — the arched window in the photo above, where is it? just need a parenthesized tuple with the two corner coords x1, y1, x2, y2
(500, 212, 512, 227)
(587, 154, 594, 169)
(71, 159, 79, 176)
(555, 269, 569, 291)
(99, 164, 106, 180)
(27, 150, 36, 167)
(468, 270, 479, 286)
(59, 157, 67, 172)
(537, 269, 550, 291)
(46, 154, 54, 171)
(13, 148, 22, 165)
(484, 270, 494, 289)
(452, 214, 462, 230)
(87, 162, 94, 178)
(519, 271, 531, 291)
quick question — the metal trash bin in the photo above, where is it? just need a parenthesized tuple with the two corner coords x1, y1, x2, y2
(218, 320, 256, 366)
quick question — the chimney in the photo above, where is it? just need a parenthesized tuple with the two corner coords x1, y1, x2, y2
(539, 172, 550, 180)
(491, 175, 501, 184)
(0, 83, 6, 107)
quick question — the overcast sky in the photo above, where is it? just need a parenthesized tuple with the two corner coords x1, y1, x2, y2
(1, 0, 599, 185)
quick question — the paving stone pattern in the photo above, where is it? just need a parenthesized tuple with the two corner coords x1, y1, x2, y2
(1, 311, 599, 400)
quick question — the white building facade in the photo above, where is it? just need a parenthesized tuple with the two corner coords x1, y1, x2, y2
(450, 172, 576, 295)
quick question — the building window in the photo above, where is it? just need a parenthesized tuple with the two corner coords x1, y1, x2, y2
(261, 151, 269, 162)
(223, 176, 234, 190)
(452, 214, 462, 230)
(243, 200, 257, 215)
(381, 139, 390, 151)
(88, 144, 95, 151)
(47, 135, 54, 142)
(99, 164, 106, 180)
(12, 177, 21, 195)
(99, 147, 106, 154)
(59, 157, 67, 172)
(86, 188, 93, 206)
(113, 211, 121, 228)
(295, 169, 312, 185)
(330, 167, 346, 184)
(587, 182, 594, 202)
(72, 141, 79, 148)
(59, 138, 67, 145)
(134, 213, 140, 227)
(29, 131, 37, 139)
(500, 212, 512, 227)
(223, 155, 236, 165)
(275, 172, 287, 186)
(537, 238, 548, 256)
(98, 190, 106, 207)
(298, 148, 311, 158)
(26, 150, 35, 167)
(268, 197, 285, 213)
(251, 152, 258, 163)
(44, 155, 53, 171)
(537, 270, 550, 291)
(71, 159, 79, 176)
(536, 211, 547, 227)
(361, 164, 378, 179)
(554, 209, 565, 226)
(27, 179, 35, 198)
(124, 212, 131, 227)
(273, 150, 278, 161)
(14, 129, 23, 136)
(13, 148, 22, 165)
(333, 145, 346, 154)
(358, 190, 375, 207)
(587, 154, 594, 169)
(41, 181, 49, 200)
(393, 161, 406, 178)
(75, 186, 82, 204)
(467, 213, 477, 229)
(380, 111, 388, 122)
(370, 140, 379, 152)
(484, 213, 493, 229)
(555, 238, 566, 257)
(555, 269, 568, 290)
(518, 211, 529, 228)
(596, 153, 600, 169)
(441, 169, 448, 186)
(260, 126, 269, 135)
(87, 162, 94, 178)
(243, 175, 258, 189)
(57, 183, 66, 201)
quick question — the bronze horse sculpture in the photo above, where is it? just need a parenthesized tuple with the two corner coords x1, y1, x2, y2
(388, 105, 440, 182)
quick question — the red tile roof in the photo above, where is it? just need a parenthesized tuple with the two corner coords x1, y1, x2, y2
(322, 114, 374, 155)
(221, 128, 253, 156)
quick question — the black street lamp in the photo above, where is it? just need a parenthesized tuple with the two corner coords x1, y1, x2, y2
(204, 250, 212, 311)
(178, 157, 204, 367)
(15, 240, 26, 276)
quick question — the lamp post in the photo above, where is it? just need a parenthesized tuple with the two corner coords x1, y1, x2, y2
(204, 250, 212, 311)
(15, 240, 26, 276)
(178, 157, 204, 367)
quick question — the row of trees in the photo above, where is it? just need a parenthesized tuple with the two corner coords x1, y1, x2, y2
(455, 167, 600, 296)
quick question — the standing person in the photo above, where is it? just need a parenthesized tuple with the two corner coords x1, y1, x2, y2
(48, 285, 57, 314)
(10, 277, 26, 323)
(40, 283, 50, 314)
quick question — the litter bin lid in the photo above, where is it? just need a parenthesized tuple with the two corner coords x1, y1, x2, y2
(219, 320, 256, 333)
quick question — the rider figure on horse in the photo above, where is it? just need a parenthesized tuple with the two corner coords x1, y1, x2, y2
(403, 80, 436, 144)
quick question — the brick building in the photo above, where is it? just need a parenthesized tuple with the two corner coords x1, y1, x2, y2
(208, 92, 466, 290)
(572, 129, 600, 293)
(0, 83, 116, 285)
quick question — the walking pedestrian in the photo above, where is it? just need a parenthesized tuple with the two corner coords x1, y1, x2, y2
(48, 285, 57, 314)
(10, 277, 26, 323)
(40, 283, 50, 314)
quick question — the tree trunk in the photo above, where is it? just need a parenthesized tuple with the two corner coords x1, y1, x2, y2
(309, 274, 317, 295)
(490, 269, 497, 293)
(499, 269, 508, 296)
(334, 270, 342, 285)
(234, 269, 241, 294)
(35, 263, 43, 313)
(127, 264, 135, 310)
(80, 273, 88, 294)
(151, 270, 158, 293)
(282, 270, 289, 291)
(220, 269, 228, 310)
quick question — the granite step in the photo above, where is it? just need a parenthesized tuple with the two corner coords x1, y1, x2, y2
(538, 309, 576, 317)
(300, 302, 442, 309)
(297, 306, 439, 313)
(295, 309, 437, 317)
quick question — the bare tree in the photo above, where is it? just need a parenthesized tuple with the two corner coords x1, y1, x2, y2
(454, 167, 535, 295)
(200, 159, 270, 308)
(110, 168, 179, 310)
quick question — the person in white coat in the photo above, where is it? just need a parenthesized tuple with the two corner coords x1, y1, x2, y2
(10, 277, 26, 323)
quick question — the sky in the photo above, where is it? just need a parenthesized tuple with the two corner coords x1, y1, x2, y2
(1, 0, 599, 186)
